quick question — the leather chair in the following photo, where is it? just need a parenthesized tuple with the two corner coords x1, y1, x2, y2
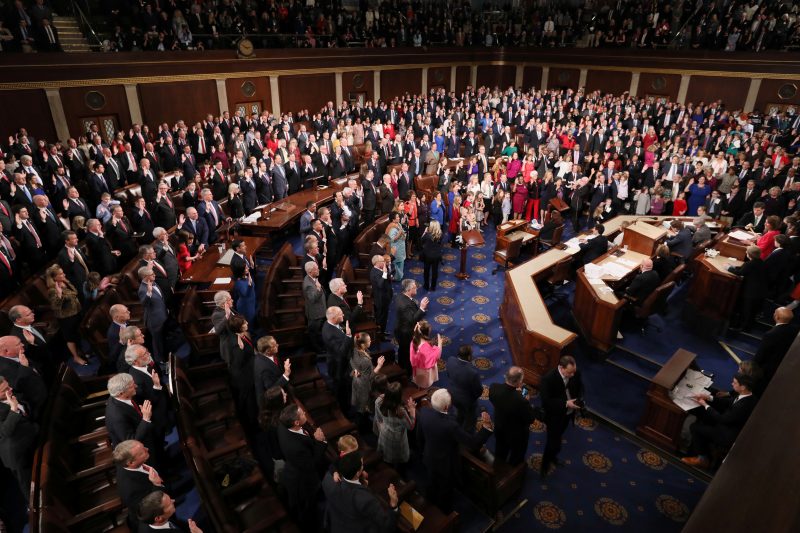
(634, 281, 675, 333)
(492, 236, 523, 274)
(535, 224, 565, 255)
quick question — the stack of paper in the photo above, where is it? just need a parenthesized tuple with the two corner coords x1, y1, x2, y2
(242, 212, 261, 224)
(212, 277, 232, 285)
(670, 369, 714, 411)
(729, 229, 755, 241)
(585, 263, 605, 279)
(603, 262, 632, 280)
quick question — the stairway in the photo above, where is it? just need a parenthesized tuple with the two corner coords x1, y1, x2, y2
(52, 14, 93, 52)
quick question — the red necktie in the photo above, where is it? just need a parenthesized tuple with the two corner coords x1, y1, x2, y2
(165, 196, 173, 208)
(272, 355, 279, 366)
(129, 153, 137, 172)
(199, 136, 206, 153)
(0, 203, 8, 217)
(25, 221, 42, 248)
(0, 251, 11, 274)
(119, 219, 128, 232)
(131, 400, 142, 417)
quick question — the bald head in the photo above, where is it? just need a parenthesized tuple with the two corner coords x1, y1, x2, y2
(774, 307, 793, 324)
(640, 258, 653, 272)
(0, 336, 24, 358)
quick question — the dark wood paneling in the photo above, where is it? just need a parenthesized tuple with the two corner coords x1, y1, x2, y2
(755, 78, 800, 113)
(60, 85, 131, 139)
(224, 77, 270, 115)
(455, 66, 471, 92)
(2, 89, 56, 141)
(638, 72, 682, 101)
(476, 65, 516, 89)
(342, 71, 374, 103)
(138, 80, 218, 127)
(522, 66, 543, 90)
(278, 73, 335, 114)
(548, 67, 580, 90)
(586, 69, 632, 96)
(686, 76, 750, 110)
(380, 68, 422, 101)
(427, 66, 451, 92)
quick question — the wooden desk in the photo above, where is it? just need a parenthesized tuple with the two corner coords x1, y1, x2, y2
(572, 248, 649, 352)
(715, 233, 752, 261)
(636, 349, 698, 452)
(500, 248, 579, 385)
(496, 219, 538, 249)
(622, 221, 668, 256)
(686, 252, 743, 323)
(181, 235, 267, 288)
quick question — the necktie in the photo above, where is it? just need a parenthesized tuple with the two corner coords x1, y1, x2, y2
(0, 248, 11, 274)
(199, 136, 206, 153)
(25, 221, 42, 247)
(119, 218, 128, 232)
(23, 187, 32, 202)
(0, 203, 8, 217)
(131, 399, 142, 416)
(129, 153, 137, 172)
(208, 203, 218, 226)
(71, 248, 89, 274)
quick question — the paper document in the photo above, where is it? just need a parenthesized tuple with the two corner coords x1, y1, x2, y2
(728, 230, 755, 241)
(585, 263, 605, 279)
(588, 278, 607, 286)
(212, 277, 232, 285)
(616, 258, 638, 268)
(670, 369, 714, 411)
(603, 262, 632, 279)
(242, 212, 262, 224)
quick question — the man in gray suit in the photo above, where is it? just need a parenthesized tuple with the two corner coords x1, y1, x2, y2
(211, 291, 236, 364)
(303, 261, 326, 352)
(137, 267, 168, 364)
(153, 227, 179, 291)
(272, 154, 289, 200)
(322, 450, 399, 533)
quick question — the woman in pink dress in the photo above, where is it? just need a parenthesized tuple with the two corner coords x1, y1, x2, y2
(506, 152, 522, 180)
(512, 176, 528, 219)
(410, 320, 442, 389)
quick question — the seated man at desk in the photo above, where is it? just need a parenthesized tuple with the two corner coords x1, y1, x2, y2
(681, 373, 757, 469)
(690, 217, 712, 245)
(578, 223, 608, 265)
(621, 258, 660, 304)
(734, 201, 766, 234)
(665, 219, 693, 260)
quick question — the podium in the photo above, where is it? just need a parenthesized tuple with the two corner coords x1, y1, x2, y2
(622, 221, 667, 256)
(636, 349, 698, 452)
(457, 229, 485, 280)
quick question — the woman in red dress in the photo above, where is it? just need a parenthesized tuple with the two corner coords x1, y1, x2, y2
(512, 176, 527, 220)
(176, 231, 199, 274)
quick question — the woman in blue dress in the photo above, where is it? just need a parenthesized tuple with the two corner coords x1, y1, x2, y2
(684, 175, 712, 216)
(433, 128, 445, 154)
(385, 211, 407, 280)
(233, 271, 257, 325)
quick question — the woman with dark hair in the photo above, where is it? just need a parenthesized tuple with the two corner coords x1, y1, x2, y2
(410, 320, 442, 389)
(255, 385, 288, 481)
(46, 265, 88, 366)
(374, 381, 416, 474)
(176, 230, 199, 274)
(226, 315, 258, 432)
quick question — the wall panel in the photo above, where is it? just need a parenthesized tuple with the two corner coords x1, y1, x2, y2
(455, 66, 471, 93)
(224, 77, 271, 116)
(427, 66, 451, 92)
(586, 69, 632, 96)
(278, 73, 335, 114)
(476, 65, 516, 89)
(138, 80, 218, 127)
(755, 78, 800, 113)
(341, 71, 374, 103)
(2, 89, 56, 141)
(686, 76, 750, 110)
(522, 66, 543, 90)
(380, 68, 422, 100)
(60, 85, 131, 139)
(638, 72, 682, 101)
(548, 67, 580, 91)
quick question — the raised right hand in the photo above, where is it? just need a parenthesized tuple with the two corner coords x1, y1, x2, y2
(141, 400, 153, 422)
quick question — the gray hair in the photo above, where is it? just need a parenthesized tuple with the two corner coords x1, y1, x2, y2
(107, 373, 134, 397)
(214, 291, 232, 307)
(401, 278, 417, 294)
(112, 440, 141, 465)
(119, 326, 142, 344)
(504, 366, 524, 387)
(137, 267, 153, 280)
(430, 389, 452, 412)
(109, 304, 128, 321)
(124, 344, 147, 366)
(152, 227, 167, 239)
(304, 261, 318, 275)
(371, 255, 384, 266)
(329, 278, 345, 293)
(7, 306, 26, 323)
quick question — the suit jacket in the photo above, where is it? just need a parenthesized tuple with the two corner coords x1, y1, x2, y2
(321, 322, 353, 376)
(229, 252, 252, 281)
(0, 357, 47, 421)
(107, 322, 125, 369)
(128, 366, 170, 434)
(370, 267, 393, 314)
(105, 397, 153, 448)
(728, 257, 767, 299)
(138, 283, 168, 331)
(154, 242, 180, 289)
(85, 231, 116, 276)
(446, 356, 482, 414)
(56, 246, 89, 291)
(699, 395, 757, 446)
(735, 212, 766, 234)
(180, 216, 209, 246)
(327, 293, 363, 326)
(277, 424, 328, 503)
(253, 352, 288, 409)
(753, 323, 800, 382)
(392, 294, 425, 337)
(417, 407, 492, 480)
(625, 269, 661, 302)
(665, 228, 693, 258)
(489, 382, 540, 451)
(322, 472, 398, 533)
(303, 276, 326, 322)
(197, 200, 224, 238)
(539, 367, 584, 427)
(0, 402, 39, 471)
(579, 235, 609, 265)
(152, 197, 177, 229)
(116, 465, 161, 514)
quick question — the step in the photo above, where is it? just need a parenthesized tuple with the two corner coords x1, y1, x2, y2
(605, 348, 662, 382)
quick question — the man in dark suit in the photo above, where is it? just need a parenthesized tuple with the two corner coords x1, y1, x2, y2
(0, 335, 47, 421)
(177, 207, 209, 250)
(735, 202, 766, 234)
(753, 307, 799, 385)
(321, 306, 353, 409)
(85, 219, 118, 277)
(446, 345, 483, 431)
(107, 304, 130, 371)
(327, 277, 364, 327)
(197, 189, 225, 243)
(578, 223, 609, 265)
(112, 439, 165, 531)
(303, 261, 327, 351)
(107, 204, 138, 264)
(417, 388, 494, 513)
(665, 220, 693, 260)
(322, 451, 399, 533)
(539, 355, 584, 478)
(56, 230, 89, 296)
(137, 491, 202, 532)
(393, 279, 429, 372)
(370, 254, 393, 335)
(0, 376, 40, 503)
(104, 373, 153, 449)
(728, 245, 767, 331)
(253, 336, 290, 409)
(682, 373, 757, 469)
(8, 306, 51, 381)
(11, 205, 47, 272)
(623, 258, 661, 304)
(152, 183, 177, 230)
(277, 404, 328, 531)
(153, 228, 179, 291)
(124, 345, 170, 461)
(489, 366, 541, 466)
(137, 267, 168, 364)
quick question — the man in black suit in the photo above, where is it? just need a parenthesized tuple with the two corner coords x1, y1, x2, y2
(153, 228, 179, 291)
(539, 355, 584, 478)
(85, 219, 119, 277)
(104, 373, 153, 449)
(0, 335, 47, 421)
(107, 204, 138, 264)
(370, 254, 393, 335)
(8, 306, 51, 381)
(327, 277, 364, 327)
(124, 345, 170, 463)
(489, 366, 541, 466)
(682, 373, 757, 469)
(322, 451, 399, 533)
(112, 439, 165, 531)
(446, 345, 483, 431)
(0, 376, 40, 503)
(753, 307, 799, 385)
(578, 223, 609, 266)
(665, 219, 693, 260)
(277, 404, 328, 531)
(107, 304, 130, 371)
(11, 205, 47, 272)
(152, 182, 177, 230)
(56, 230, 89, 296)
(253, 336, 291, 409)
(728, 245, 767, 331)
(417, 389, 494, 513)
(735, 202, 766, 234)
(393, 279, 429, 373)
(623, 258, 661, 304)
(137, 491, 203, 532)
(321, 306, 353, 409)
